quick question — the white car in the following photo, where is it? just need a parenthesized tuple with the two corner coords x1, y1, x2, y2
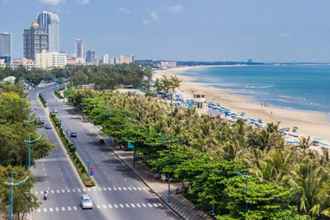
(80, 194, 93, 209)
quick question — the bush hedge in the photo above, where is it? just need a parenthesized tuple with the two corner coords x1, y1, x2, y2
(54, 90, 64, 99)
(38, 93, 47, 107)
(49, 112, 95, 187)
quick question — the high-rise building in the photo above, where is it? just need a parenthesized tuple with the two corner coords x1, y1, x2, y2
(23, 21, 49, 60)
(86, 50, 96, 64)
(35, 50, 67, 69)
(37, 11, 60, 52)
(75, 39, 85, 62)
(117, 55, 135, 64)
(102, 54, 109, 64)
(0, 32, 11, 64)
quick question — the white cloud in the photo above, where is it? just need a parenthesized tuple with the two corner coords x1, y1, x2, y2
(39, 0, 64, 5)
(143, 10, 159, 25)
(168, 4, 184, 14)
(119, 7, 132, 15)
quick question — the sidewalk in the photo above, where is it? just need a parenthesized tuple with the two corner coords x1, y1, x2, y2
(111, 148, 212, 220)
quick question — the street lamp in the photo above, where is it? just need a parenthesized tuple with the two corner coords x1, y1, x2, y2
(24, 134, 42, 169)
(5, 171, 30, 220)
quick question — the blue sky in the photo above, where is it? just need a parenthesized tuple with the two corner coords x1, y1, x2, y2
(1, 0, 330, 62)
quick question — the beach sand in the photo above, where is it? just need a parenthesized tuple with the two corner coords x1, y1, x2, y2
(153, 66, 330, 142)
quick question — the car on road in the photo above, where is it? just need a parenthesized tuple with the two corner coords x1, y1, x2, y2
(80, 194, 93, 209)
(70, 131, 78, 138)
(44, 123, 52, 129)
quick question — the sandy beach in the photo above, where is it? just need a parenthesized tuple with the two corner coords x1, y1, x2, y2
(153, 66, 330, 142)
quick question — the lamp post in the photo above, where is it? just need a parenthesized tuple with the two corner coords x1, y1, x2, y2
(24, 134, 42, 169)
(5, 171, 30, 220)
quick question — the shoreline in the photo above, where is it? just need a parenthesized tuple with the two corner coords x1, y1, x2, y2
(153, 66, 330, 143)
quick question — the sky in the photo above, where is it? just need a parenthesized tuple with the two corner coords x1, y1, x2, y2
(1, 0, 330, 62)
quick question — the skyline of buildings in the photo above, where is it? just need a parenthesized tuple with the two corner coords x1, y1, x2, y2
(1, 10, 136, 69)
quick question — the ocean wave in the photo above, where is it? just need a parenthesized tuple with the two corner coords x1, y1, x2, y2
(245, 84, 274, 89)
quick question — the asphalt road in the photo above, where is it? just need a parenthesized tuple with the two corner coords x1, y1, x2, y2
(29, 85, 179, 220)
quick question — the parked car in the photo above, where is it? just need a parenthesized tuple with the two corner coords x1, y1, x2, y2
(80, 194, 93, 209)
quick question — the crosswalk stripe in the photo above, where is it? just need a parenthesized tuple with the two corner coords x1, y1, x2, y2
(130, 203, 136, 208)
(157, 203, 163, 207)
(113, 187, 117, 191)
(142, 203, 147, 207)
(66, 189, 70, 193)
(108, 204, 113, 208)
(97, 204, 101, 209)
(132, 187, 137, 191)
(107, 187, 112, 191)
(127, 187, 132, 191)
(77, 188, 81, 192)
(61, 189, 65, 193)
(73, 206, 78, 211)
(51, 190, 55, 194)
(119, 203, 124, 208)
(118, 187, 122, 191)
(137, 187, 142, 191)
(114, 204, 118, 208)
(147, 203, 153, 207)
(49, 208, 54, 212)
(43, 208, 47, 212)
(56, 189, 60, 193)
(72, 189, 76, 192)
(103, 187, 107, 191)
(61, 207, 66, 211)
(55, 207, 59, 212)
(153, 203, 158, 207)
(67, 206, 72, 211)
(123, 187, 127, 191)
(102, 204, 107, 209)
(136, 203, 141, 208)
(37, 208, 41, 213)
(125, 203, 130, 208)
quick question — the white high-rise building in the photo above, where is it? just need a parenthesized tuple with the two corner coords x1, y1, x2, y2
(102, 54, 109, 64)
(35, 50, 67, 69)
(37, 11, 60, 52)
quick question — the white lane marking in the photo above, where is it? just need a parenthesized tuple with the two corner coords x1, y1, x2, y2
(119, 203, 124, 208)
(43, 208, 48, 213)
(113, 187, 117, 191)
(51, 190, 55, 194)
(66, 189, 70, 193)
(132, 187, 137, 191)
(77, 188, 81, 192)
(130, 203, 136, 208)
(73, 206, 78, 211)
(137, 187, 142, 191)
(157, 203, 163, 207)
(136, 203, 141, 208)
(125, 203, 130, 208)
(147, 203, 153, 207)
(55, 207, 59, 212)
(142, 187, 148, 191)
(61, 207, 66, 211)
(102, 204, 107, 209)
(123, 187, 127, 191)
(49, 208, 54, 212)
(67, 206, 72, 211)
(103, 187, 107, 191)
(107, 187, 112, 191)
(113, 204, 118, 208)
(142, 203, 147, 207)
(108, 204, 113, 208)
(153, 203, 158, 207)
(56, 189, 60, 194)
(127, 187, 132, 191)
(118, 187, 122, 191)
(61, 189, 65, 193)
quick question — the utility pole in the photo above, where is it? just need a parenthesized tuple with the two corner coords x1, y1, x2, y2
(24, 134, 42, 169)
(8, 172, 14, 220)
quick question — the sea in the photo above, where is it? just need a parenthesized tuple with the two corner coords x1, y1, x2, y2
(180, 64, 330, 115)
